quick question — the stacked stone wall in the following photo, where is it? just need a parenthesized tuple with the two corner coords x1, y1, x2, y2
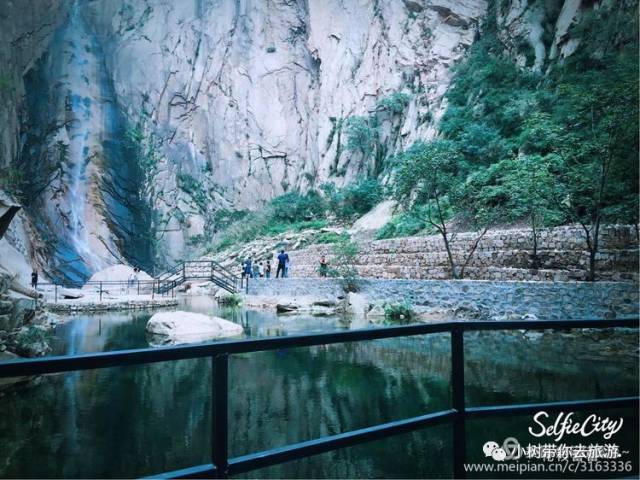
(286, 225, 638, 282)
(247, 279, 639, 321)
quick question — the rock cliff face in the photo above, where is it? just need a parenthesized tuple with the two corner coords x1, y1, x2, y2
(0, 0, 603, 281)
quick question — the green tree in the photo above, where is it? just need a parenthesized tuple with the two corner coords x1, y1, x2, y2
(344, 116, 375, 157)
(376, 92, 411, 115)
(329, 236, 360, 292)
(270, 191, 326, 222)
(554, 57, 638, 281)
(502, 155, 562, 268)
(320, 179, 382, 220)
(393, 140, 493, 279)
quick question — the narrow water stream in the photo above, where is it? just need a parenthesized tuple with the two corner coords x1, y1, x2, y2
(0, 297, 637, 478)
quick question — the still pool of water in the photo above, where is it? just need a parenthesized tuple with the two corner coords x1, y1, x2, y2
(0, 297, 637, 478)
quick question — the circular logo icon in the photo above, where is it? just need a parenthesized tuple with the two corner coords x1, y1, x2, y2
(502, 437, 521, 460)
(483, 441, 499, 457)
(492, 448, 507, 461)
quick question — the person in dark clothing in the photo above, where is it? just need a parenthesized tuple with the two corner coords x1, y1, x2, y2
(31, 270, 38, 289)
(276, 250, 289, 278)
(243, 258, 252, 278)
(265, 262, 271, 278)
(319, 256, 328, 277)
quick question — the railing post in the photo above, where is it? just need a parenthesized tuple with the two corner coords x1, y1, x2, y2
(137, 281, 140, 295)
(99, 282, 103, 302)
(451, 327, 466, 478)
(245, 275, 249, 295)
(54, 284, 58, 304)
(212, 354, 229, 478)
(152, 281, 155, 299)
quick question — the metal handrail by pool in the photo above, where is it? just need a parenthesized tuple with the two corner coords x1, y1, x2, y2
(0, 318, 637, 478)
(36, 260, 240, 300)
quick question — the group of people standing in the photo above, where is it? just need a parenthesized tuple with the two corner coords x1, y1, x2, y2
(127, 267, 141, 287)
(242, 250, 290, 279)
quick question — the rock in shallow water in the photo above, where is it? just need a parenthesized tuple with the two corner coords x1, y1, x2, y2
(60, 288, 84, 299)
(345, 292, 369, 317)
(146, 311, 243, 346)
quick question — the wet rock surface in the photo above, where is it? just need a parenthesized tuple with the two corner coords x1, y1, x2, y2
(146, 311, 243, 346)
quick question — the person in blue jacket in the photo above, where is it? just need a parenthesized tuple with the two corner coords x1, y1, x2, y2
(276, 250, 289, 278)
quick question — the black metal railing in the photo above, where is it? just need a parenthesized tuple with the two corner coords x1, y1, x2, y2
(35, 260, 240, 301)
(36, 280, 173, 303)
(155, 260, 239, 294)
(0, 318, 637, 478)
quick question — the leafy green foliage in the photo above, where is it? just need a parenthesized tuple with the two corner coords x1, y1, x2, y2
(384, 300, 416, 324)
(376, 92, 411, 114)
(0, 166, 25, 199)
(14, 326, 52, 357)
(217, 293, 242, 308)
(206, 191, 330, 251)
(383, 0, 638, 280)
(376, 206, 429, 239)
(188, 234, 205, 246)
(553, 56, 639, 226)
(392, 140, 462, 213)
(391, 140, 503, 278)
(213, 209, 249, 232)
(208, 177, 386, 252)
(270, 191, 326, 222)
(329, 236, 360, 292)
(124, 124, 160, 184)
(0, 74, 12, 94)
(344, 115, 376, 156)
(263, 219, 327, 236)
(209, 213, 327, 252)
(178, 173, 209, 211)
(315, 231, 349, 244)
(502, 155, 562, 226)
(321, 179, 382, 220)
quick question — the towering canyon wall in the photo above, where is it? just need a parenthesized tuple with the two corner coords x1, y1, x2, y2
(0, 0, 69, 285)
(0, 0, 611, 282)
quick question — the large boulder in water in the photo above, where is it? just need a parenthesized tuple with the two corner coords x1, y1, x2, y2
(59, 288, 84, 299)
(345, 292, 369, 317)
(146, 311, 243, 346)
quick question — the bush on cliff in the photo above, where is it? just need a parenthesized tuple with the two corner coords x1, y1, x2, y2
(270, 191, 327, 222)
(321, 178, 382, 220)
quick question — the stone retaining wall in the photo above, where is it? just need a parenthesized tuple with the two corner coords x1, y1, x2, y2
(287, 225, 638, 282)
(46, 298, 178, 313)
(247, 278, 639, 320)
